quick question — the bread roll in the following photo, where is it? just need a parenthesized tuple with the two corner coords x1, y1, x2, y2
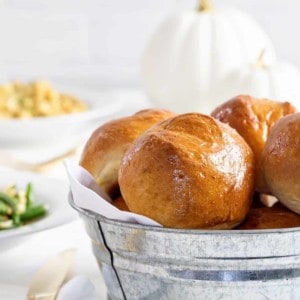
(80, 109, 175, 197)
(211, 95, 296, 193)
(113, 196, 130, 211)
(238, 203, 300, 230)
(119, 113, 255, 229)
(262, 112, 300, 214)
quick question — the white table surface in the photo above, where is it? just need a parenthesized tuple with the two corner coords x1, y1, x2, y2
(0, 161, 108, 300)
(0, 220, 108, 300)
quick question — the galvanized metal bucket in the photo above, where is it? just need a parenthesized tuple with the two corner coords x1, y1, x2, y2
(69, 193, 300, 300)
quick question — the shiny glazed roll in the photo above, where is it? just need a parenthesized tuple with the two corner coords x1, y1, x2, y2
(119, 113, 255, 229)
(211, 95, 296, 193)
(262, 113, 300, 214)
(80, 109, 175, 197)
(238, 203, 300, 230)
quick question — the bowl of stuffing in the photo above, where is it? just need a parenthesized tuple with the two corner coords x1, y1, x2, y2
(0, 80, 124, 149)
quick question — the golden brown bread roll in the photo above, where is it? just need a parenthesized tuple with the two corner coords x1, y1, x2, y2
(211, 95, 296, 193)
(119, 113, 255, 229)
(80, 109, 175, 197)
(238, 203, 300, 230)
(113, 196, 130, 211)
(261, 113, 300, 214)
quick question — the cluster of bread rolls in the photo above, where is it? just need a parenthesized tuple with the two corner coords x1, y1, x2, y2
(80, 109, 175, 198)
(80, 96, 300, 230)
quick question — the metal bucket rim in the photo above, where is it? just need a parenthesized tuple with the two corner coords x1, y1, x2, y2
(68, 192, 300, 236)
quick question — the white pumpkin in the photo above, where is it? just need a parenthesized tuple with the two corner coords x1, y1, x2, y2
(218, 51, 300, 110)
(141, 0, 276, 113)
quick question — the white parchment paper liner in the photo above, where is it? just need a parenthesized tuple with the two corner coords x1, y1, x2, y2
(65, 160, 162, 227)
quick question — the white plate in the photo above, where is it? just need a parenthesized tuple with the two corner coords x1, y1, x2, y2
(0, 86, 152, 150)
(0, 89, 123, 149)
(0, 167, 77, 251)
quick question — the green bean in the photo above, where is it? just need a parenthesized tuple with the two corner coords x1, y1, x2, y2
(20, 204, 47, 222)
(0, 184, 48, 230)
(0, 200, 12, 215)
(12, 213, 21, 226)
(0, 192, 17, 213)
(25, 183, 34, 208)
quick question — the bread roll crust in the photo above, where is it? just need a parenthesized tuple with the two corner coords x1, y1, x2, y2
(238, 204, 300, 230)
(113, 196, 130, 211)
(211, 95, 296, 193)
(80, 109, 175, 196)
(119, 113, 255, 229)
(262, 112, 300, 214)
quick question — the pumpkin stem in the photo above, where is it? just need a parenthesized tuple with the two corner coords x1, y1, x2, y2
(198, 0, 213, 12)
(255, 49, 267, 68)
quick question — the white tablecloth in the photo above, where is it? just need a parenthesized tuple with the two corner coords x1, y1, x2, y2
(0, 143, 110, 299)
(0, 143, 108, 300)
(0, 215, 107, 300)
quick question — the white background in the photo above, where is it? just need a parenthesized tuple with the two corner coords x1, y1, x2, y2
(0, 2, 298, 298)
(0, 0, 299, 88)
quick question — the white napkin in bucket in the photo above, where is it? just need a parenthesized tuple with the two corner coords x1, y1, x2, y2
(65, 160, 162, 227)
